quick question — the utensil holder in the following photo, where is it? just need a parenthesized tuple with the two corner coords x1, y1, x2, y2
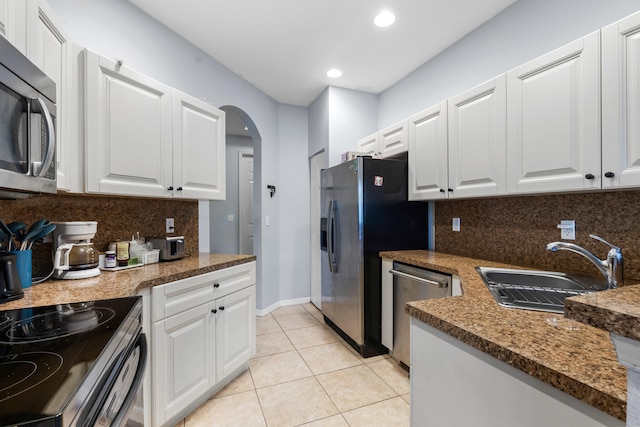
(8, 250, 32, 288)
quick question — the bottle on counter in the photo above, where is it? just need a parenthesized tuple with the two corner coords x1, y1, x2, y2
(116, 241, 130, 267)
(105, 250, 117, 268)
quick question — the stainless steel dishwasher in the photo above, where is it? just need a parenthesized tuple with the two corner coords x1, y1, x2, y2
(390, 262, 452, 367)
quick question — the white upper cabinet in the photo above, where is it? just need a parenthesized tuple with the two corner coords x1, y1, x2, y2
(507, 31, 601, 194)
(356, 119, 408, 159)
(85, 50, 173, 198)
(602, 11, 640, 189)
(172, 90, 226, 200)
(408, 101, 448, 200)
(448, 76, 507, 198)
(26, 0, 71, 191)
(356, 132, 380, 157)
(379, 119, 408, 158)
(0, 0, 14, 44)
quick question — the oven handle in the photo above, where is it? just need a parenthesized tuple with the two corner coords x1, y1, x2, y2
(112, 332, 147, 427)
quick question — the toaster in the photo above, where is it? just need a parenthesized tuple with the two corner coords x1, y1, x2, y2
(147, 236, 186, 261)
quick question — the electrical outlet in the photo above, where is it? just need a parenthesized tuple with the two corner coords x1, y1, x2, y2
(452, 218, 461, 232)
(557, 220, 575, 240)
(166, 217, 175, 233)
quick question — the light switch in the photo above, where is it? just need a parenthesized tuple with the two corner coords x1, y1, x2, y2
(265, 215, 271, 226)
(227, 214, 235, 222)
(452, 218, 460, 232)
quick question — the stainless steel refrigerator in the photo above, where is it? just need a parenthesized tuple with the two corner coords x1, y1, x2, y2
(320, 156, 428, 357)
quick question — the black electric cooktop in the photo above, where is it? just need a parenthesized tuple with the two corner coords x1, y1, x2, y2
(0, 297, 142, 426)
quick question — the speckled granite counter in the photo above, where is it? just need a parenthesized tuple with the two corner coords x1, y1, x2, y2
(0, 253, 256, 311)
(565, 285, 640, 342)
(379, 250, 627, 422)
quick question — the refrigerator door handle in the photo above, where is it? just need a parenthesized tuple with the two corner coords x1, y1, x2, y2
(328, 200, 337, 272)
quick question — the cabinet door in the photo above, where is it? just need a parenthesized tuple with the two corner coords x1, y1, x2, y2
(173, 90, 226, 200)
(507, 31, 601, 194)
(85, 50, 173, 197)
(356, 132, 379, 157)
(153, 302, 215, 425)
(448, 76, 506, 198)
(215, 285, 255, 381)
(26, 0, 71, 191)
(407, 101, 448, 200)
(602, 11, 640, 188)
(379, 119, 408, 158)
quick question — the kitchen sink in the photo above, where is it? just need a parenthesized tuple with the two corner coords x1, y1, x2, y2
(476, 267, 606, 313)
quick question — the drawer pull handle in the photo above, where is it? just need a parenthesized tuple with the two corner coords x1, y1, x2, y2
(211, 309, 217, 314)
(604, 171, 615, 178)
(219, 306, 225, 311)
(167, 186, 174, 191)
(585, 173, 595, 180)
(213, 283, 220, 288)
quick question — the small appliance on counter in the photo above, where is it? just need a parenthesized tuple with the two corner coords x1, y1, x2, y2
(0, 253, 23, 303)
(51, 221, 100, 279)
(147, 236, 186, 261)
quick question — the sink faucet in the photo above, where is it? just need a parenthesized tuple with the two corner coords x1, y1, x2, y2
(545, 234, 623, 290)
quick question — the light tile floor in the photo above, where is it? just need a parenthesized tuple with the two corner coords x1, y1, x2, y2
(174, 303, 410, 427)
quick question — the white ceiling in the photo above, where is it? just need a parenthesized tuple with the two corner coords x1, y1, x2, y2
(127, 0, 517, 107)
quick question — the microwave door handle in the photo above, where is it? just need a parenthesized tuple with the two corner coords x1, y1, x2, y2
(31, 97, 56, 177)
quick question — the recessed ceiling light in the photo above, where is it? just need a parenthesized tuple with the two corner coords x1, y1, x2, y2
(374, 10, 395, 28)
(327, 68, 343, 78)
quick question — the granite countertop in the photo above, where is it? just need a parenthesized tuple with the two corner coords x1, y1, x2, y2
(565, 284, 640, 342)
(0, 253, 256, 310)
(379, 250, 627, 422)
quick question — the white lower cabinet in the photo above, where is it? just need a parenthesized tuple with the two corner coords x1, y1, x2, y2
(151, 262, 256, 426)
(410, 317, 623, 427)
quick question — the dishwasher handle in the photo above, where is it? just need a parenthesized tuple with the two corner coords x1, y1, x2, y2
(389, 269, 449, 288)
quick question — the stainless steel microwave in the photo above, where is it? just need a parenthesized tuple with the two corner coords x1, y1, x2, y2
(0, 35, 56, 198)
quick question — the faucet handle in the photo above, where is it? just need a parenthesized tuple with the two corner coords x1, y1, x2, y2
(589, 234, 620, 251)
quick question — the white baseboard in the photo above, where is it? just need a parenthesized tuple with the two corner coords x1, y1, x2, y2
(256, 297, 312, 316)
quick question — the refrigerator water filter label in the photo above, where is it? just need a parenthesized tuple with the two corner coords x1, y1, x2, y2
(374, 176, 384, 186)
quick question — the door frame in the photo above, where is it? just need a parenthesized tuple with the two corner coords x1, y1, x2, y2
(310, 150, 327, 308)
(238, 150, 254, 254)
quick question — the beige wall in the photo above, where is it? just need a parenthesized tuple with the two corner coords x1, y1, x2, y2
(435, 190, 640, 282)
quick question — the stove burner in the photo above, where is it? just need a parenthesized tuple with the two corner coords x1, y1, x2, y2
(0, 352, 63, 402)
(0, 306, 116, 344)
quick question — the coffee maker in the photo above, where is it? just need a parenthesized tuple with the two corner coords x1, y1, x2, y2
(51, 221, 101, 279)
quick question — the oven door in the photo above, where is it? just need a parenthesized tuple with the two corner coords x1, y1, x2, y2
(80, 332, 147, 427)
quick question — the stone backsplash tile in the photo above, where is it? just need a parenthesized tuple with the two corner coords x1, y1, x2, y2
(434, 190, 640, 282)
(0, 194, 198, 277)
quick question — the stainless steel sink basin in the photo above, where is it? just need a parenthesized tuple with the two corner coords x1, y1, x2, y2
(476, 267, 605, 313)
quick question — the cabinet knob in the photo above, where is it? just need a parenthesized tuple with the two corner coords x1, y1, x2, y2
(604, 171, 615, 178)
(447, 188, 453, 192)
(219, 306, 225, 311)
(177, 187, 183, 191)
(167, 186, 174, 191)
(585, 173, 595, 180)
(211, 309, 217, 314)
(439, 189, 445, 193)
(213, 283, 220, 288)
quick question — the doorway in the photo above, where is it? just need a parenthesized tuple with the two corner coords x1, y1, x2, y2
(238, 151, 254, 254)
(207, 107, 258, 255)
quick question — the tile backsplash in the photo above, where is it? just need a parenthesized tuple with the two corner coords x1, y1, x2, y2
(434, 190, 640, 282)
(0, 194, 198, 277)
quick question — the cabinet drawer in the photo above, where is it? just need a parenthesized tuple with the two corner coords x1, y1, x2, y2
(152, 262, 256, 322)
